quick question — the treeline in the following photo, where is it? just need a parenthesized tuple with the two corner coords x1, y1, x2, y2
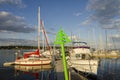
(0, 45, 71, 50)
(0, 45, 38, 49)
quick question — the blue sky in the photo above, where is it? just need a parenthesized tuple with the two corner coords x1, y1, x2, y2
(0, 0, 120, 49)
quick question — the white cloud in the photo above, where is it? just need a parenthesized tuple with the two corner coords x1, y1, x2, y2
(110, 34, 120, 38)
(0, 11, 35, 33)
(0, 0, 26, 8)
(74, 12, 82, 16)
(86, 0, 120, 29)
(80, 19, 91, 26)
(0, 38, 37, 46)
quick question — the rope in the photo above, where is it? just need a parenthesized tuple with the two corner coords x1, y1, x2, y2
(40, 20, 52, 58)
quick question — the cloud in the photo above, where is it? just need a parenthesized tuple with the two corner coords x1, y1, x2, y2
(109, 34, 120, 48)
(110, 34, 120, 39)
(46, 28, 56, 35)
(46, 31, 56, 35)
(86, 0, 120, 29)
(0, 11, 35, 33)
(74, 12, 82, 16)
(0, 0, 26, 8)
(99, 19, 120, 29)
(109, 34, 120, 44)
(80, 19, 91, 26)
(0, 38, 37, 46)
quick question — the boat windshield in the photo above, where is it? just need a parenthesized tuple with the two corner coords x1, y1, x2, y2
(75, 53, 91, 60)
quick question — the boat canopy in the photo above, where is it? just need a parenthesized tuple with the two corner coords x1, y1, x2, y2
(72, 41, 90, 49)
(72, 41, 87, 44)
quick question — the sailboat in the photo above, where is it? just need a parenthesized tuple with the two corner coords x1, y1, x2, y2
(14, 7, 52, 66)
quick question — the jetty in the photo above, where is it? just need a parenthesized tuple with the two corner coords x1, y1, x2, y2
(55, 59, 87, 80)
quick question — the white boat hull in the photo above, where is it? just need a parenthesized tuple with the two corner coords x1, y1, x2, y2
(67, 59, 98, 75)
(15, 58, 51, 66)
(14, 64, 52, 72)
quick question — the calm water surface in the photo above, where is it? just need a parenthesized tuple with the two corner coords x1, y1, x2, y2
(0, 50, 55, 80)
(0, 50, 120, 80)
(97, 58, 120, 80)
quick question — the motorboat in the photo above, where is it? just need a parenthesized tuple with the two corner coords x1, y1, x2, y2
(67, 41, 99, 75)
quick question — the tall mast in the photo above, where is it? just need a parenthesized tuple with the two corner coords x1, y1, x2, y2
(38, 7, 40, 50)
(105, 29, 108, 50)
(93, 28, 97, 49)
(100, 31, 103, 50)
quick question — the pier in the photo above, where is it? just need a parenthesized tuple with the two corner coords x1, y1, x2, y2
(55, 59, 87, 80)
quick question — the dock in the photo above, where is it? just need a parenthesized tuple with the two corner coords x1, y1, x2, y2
(3, 62, 15, 66)
(55, 59, 88, 80)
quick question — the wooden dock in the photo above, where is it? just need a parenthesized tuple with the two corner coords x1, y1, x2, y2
(55, 60, 87, 80)
(3, 62, 15, 66)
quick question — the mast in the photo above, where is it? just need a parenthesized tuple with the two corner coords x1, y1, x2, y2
(38, 7, 40, 50)
(105, 29, 108, 50)
(93, 28, 97, 49)
(100, 32, 103, 50)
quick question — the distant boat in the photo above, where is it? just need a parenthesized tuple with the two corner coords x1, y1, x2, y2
(12, 7, 52, 66)
(66, 41, 99, 75)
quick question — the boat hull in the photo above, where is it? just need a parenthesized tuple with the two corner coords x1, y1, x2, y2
(15, 59, 51, 66)
(14, 64, 52, 72)
(67, 59, 98, 75)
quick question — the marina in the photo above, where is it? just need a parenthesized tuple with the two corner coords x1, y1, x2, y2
(0, 0, 120, 80)
(0, 49, 120, 80)
(1, 50, 87, 80)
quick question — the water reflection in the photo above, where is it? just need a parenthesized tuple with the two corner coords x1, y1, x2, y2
(97, 59, 120, 80)
(4, 64, 55, 80)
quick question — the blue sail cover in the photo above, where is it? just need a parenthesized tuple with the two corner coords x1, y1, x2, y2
(72, 41, 90, 49)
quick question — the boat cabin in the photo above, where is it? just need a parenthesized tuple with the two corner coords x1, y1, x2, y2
(70, 42, 91, 60)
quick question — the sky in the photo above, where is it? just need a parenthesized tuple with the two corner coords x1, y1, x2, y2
(0, 0, 120, 49)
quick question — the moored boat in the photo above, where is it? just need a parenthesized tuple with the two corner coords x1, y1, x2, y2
(14, 49, 52, 66)
(67, 41, 99, 75)
(4, 7, 52, 66)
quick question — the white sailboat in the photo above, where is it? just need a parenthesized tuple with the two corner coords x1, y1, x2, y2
(14, 64, 52, 72)
(14, 7, 52, 66)
(67, 41, 99, 75)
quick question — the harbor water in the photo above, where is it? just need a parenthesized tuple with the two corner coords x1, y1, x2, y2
(97, 58, 120, 80)
(0, 50, 120, 80)
(0, 49, 56, 80)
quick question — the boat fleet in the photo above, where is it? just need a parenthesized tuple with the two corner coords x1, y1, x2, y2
(3, 7, 119, 79)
